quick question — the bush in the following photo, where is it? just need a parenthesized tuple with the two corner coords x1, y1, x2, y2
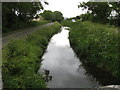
(2, 22, 61, 88)
(63, 21, 119, 79)
(41, 10, 64, 22)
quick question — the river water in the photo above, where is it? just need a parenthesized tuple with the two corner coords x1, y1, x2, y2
(38, 27, 100, 88)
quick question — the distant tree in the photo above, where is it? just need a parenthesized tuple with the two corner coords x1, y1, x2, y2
(75, 16, 80, 19)
(40, 10, 54, 21)
(79, 13, 93, 21)
(40, 10, 64, 22)
(53, 11, 64, 22)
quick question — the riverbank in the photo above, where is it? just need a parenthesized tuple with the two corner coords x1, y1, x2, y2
(61, 20, 119, 82)
(2, 22, 61, 88)
(38, 27, 101, 88)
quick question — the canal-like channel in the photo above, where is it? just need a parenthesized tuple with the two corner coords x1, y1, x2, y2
(38, 27, 100, 88)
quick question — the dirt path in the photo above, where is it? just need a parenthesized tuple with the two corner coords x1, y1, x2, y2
(2, 22, 54, 47)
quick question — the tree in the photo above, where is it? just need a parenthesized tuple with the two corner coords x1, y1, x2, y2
(109, 2, 120, 26)
(78, 2, 111, 23)
(79, 13, 93, 21)
(40, 10, 64, 22)
(78, 2, 120, 26)
(40, 10, 54, 21)
(75, 16, 80, 19)
(2, 2, 45, 33)
(53, 11, 64, 22)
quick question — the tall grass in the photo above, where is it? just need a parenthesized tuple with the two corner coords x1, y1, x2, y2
(62, 20, 119, 79)
(2, 22, 61, 88)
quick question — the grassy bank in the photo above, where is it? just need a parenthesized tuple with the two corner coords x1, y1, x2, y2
(3, 20, 49, 36)
(62, 20, 119, 79)
(2, 22, 61, 88)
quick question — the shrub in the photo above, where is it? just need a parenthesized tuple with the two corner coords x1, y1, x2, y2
(64, 21, 119, 79)
(2, 22, 61, 88)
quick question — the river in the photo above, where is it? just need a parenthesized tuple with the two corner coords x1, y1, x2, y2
(38, 27, 118, 88)
(38, 27, 100, 88)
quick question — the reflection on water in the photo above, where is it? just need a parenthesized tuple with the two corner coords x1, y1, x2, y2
(42, 69, 52, 82)
(38, 27, 100, 88)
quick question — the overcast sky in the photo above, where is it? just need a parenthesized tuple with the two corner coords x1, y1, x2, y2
(43, 0, 89, 18)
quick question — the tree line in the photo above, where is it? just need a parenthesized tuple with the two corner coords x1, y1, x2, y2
(40, 10, 64, 22)
(2, 2, 64, 33)
(75, 2, 119, 26)
(2, 2, 45, 33)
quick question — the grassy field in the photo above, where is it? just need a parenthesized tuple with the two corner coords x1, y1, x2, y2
(2, 22, 61, 88)
(61, 20, 119, 79)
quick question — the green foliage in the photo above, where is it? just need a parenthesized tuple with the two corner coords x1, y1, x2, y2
(109, 2, 120, 26)
(3, 20, 48, 36)
(2, 2, 46, 33)
(61, 19, 80, 27)
(53, 11, 64, 22)
(61, 20, 73, 26)
(78, 2, 120, 26)
(79, 2, 110, 23)
(40, 10, 54, 21)
(2, 22, 61, 88)
(40, 10, 64, 22)
(79, 13, 93, 22)
(62, 20, 119, 79)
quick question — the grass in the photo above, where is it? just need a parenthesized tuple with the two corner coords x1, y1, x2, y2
(3, 20, 49, 36)
(2, 22, 61, 88)
(61, 20, 119, 79)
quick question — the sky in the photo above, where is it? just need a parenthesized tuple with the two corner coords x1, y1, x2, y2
(43, 0, 89, 18)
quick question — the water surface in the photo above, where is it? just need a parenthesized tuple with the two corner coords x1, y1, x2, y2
(38, 27, 100, 88)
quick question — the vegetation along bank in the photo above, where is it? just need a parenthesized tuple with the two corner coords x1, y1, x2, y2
(61, 20, 119, 80)
(2, 22, 61, 88)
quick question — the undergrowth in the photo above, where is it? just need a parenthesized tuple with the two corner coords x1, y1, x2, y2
(2, 22, 61, 88)
(62, 20, 119, 79)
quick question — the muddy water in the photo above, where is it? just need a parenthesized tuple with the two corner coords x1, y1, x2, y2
(38, 27, 100, 88)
